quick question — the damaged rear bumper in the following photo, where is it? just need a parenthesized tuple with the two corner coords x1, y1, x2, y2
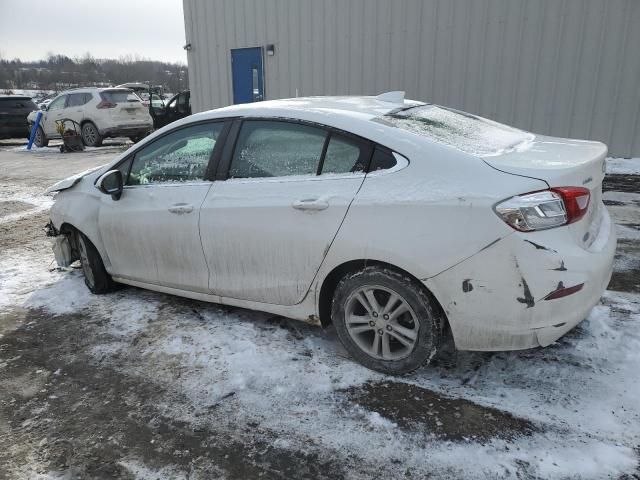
(424, 208, 616, 351)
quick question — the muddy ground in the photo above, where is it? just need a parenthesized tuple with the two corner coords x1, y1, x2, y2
(0, 141, 638, 479)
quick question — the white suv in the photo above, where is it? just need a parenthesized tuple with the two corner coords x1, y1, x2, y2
(28, 87, 153, 147)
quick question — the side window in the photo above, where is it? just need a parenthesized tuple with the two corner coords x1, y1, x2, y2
(229, 121, 327, 179)
(84, 93, 94, 104)
(67, 93, 89, 107)
(321, 134, 367, 174)
(48, 95, 67, 111)
(369, 147, 397, 172)
(127, 122, 223, 185)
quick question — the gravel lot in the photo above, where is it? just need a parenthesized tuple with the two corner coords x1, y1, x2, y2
(0, 140, 638, 479)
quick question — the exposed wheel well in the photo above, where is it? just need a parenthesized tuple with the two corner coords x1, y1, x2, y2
(59, 223, 81, 259)
(317, 260, 450, 337)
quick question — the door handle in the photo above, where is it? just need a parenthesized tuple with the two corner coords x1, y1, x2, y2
(168, 203, 194, 214)
(292, 199, 329, 211)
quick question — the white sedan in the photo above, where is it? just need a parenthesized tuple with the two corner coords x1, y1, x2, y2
(45, 92, 616, 374)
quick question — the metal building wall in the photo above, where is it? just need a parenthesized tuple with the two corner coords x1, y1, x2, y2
(183, 0, 640, 157)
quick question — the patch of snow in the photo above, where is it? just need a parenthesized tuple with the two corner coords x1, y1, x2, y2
(607, 157, 640, 175)
(119, 459, 190, 480)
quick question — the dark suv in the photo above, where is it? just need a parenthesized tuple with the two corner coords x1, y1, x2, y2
(0, 96, 38, 139)
(150, 90, 191, 129)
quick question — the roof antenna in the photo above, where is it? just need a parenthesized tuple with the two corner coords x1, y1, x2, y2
(375, 91, 405, 104)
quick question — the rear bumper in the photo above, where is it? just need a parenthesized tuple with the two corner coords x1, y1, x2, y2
(99, 123, 153, 138)
(424, 206, 616, 351)
(0, 125, 30, 138)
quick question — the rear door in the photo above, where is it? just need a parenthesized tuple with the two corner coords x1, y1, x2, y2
(200, 119, 372, 305)
(65, 92, 91, 126)
(97, 121, 227, 291)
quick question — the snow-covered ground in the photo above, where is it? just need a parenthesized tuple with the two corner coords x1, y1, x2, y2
(607, 157, 640, 175)
(0, 148, 638, 479)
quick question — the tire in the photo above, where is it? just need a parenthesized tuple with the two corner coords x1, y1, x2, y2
(81, 122, 103, 147)
(34, 126, 48, 147)
(331, 266, 444, 375)
(76, 231, 118, 294)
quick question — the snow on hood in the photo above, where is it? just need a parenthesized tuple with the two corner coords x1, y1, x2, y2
(45, 164, 106, 193)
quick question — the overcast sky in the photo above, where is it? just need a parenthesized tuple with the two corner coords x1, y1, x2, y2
(0, 0, 187, 64)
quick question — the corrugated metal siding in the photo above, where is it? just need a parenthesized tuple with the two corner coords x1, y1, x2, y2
(183, 0, 640, 157)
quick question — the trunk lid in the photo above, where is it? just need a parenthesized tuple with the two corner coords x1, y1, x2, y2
(483, 135, 608, 249)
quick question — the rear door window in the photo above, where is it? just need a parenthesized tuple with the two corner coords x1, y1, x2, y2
(320, 134, 368, 174)
(229, 120, 327, 179)
(67, 93, 91, 107)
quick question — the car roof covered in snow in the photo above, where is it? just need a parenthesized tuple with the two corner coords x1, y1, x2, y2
(196, 93, 425, 123)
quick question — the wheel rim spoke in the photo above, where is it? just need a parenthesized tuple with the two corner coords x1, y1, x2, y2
(347, 314, 369, 326)
(363, 289, 381, 314)
(381, 333, 391, 359)
(390, 325, 418, 343)
(354, 292, 373, 316)
(370, 331, 381, 356)
(381, 293, 400, 315)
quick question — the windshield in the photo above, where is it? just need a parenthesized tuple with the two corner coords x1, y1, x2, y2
(380, 105, 534, 157)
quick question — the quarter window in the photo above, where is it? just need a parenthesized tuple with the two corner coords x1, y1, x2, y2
(127, 123, 223, 185)
(369, 147, 397, 171)
(321, 134, 366, 174)
(229, 121, 327, 178)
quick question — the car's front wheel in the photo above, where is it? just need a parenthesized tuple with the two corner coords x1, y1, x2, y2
(76, 231, 118, 294)
(81, 122, 103, 147)
(33, 126, 48, 147)
(331, 266, 444, 375)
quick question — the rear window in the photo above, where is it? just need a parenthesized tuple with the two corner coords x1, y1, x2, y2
(0, 98, 38, 110)
(379, 105, 534, 157)
(100, 90, 140, 104)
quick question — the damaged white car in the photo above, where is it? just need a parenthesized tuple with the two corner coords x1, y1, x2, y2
(45, 92, 616, 374)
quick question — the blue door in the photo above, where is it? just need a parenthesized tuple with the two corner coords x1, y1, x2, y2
(231, 47, 264, 104)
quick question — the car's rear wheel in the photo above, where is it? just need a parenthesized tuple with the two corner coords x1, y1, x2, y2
(76, 231, 118, 294)
(81, 122, 103, 147)
(331, 266, 444, 375)
(34, 126, 48, 147)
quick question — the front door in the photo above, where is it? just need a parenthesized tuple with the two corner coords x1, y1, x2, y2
(42, 94, 67, 137)
(200, 119, 372, 306)
(231, 47, 264, 104)
(97, 121, 226, 292)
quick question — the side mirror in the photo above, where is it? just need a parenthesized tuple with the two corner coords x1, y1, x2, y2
(96, 170, 124, 201)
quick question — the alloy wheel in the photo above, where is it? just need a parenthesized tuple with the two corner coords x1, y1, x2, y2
(344, 285, 420, 361)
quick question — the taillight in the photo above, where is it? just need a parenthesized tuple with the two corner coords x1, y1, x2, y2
(96, 100, 117, 109)
(551, 187, 590, 225)
(494, 187, 590, 232)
